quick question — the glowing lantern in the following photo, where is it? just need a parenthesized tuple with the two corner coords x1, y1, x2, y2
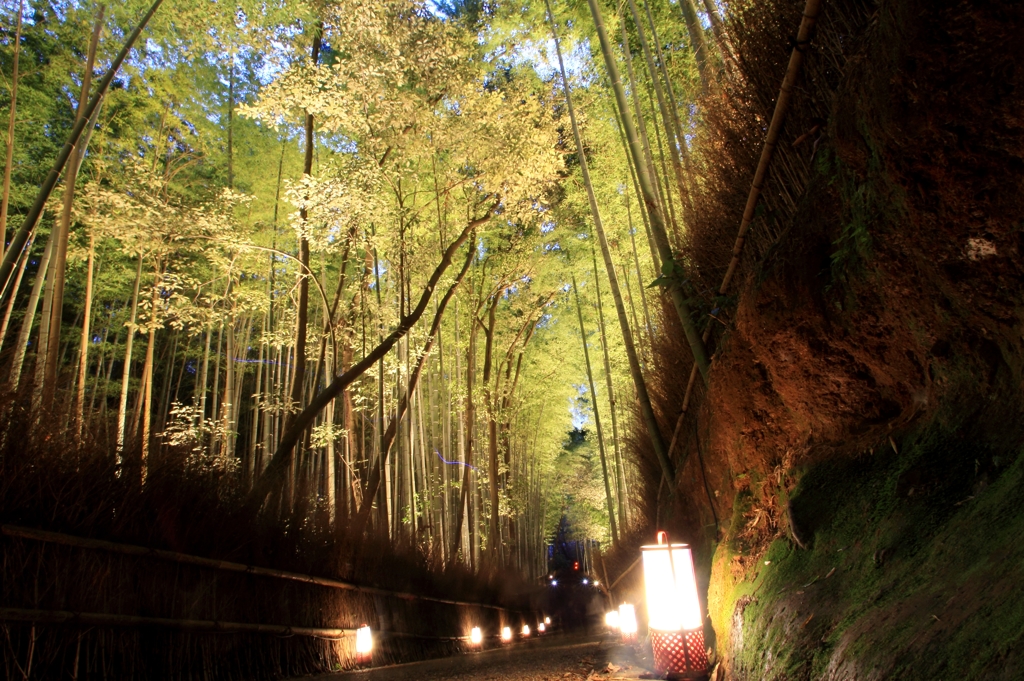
(538, 622, 546, 633)
(618, 603, 638, 643)
(544, 617, 551, 625)
(641, 532, 709, 677)
(605, 610, 620, 629)
(355, 625, 373, 664)
(522, 624, 531, 637)
(469, 627, 483, 645)
(501, 626, 512, 642)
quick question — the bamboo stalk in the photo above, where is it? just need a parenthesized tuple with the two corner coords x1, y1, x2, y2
(587, 0, 711, 384)
(548, 0, 676, 487)
(572, 274, 618, 546)
(0, 0, 22, 264)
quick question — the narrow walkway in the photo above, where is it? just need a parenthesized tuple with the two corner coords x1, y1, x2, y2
(307, 633, 651, 681)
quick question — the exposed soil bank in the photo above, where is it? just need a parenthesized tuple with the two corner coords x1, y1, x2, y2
(668, 0, 1024, 677)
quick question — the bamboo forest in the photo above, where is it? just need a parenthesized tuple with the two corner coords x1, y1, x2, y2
(2, 0, 1022, 679)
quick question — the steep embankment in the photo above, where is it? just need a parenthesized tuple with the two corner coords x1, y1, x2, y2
(691, 0, 1024, 678)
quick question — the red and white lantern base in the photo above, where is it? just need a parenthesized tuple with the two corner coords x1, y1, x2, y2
(651, 628, 709, 679)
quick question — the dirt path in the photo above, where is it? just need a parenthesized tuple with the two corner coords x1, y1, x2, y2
(305, 634, 652, 681)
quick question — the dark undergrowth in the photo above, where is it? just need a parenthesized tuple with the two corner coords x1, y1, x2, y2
(0, 397, 535, 680)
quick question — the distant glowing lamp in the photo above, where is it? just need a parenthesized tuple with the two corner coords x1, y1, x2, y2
(573, 561, 579, 570)
(470, 627, 483, 645)
(538, 622, 546, 633)
(641, 532, 709, 677)
(355, 625, 373, 664)
(618, 603, 638, 643)
(551, 579, 558, 586)
(582, 578, 589, 585)
(605, 610, 620, 629)
(501, 626, 512, 642)
(544, 617, 551, 625)
(522, 624, 531, 637)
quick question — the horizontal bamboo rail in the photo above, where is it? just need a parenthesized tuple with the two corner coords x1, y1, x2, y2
(0, 607, 353, 638)
(1, 524, 517, 612)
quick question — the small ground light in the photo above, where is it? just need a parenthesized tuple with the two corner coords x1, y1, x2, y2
(522, 624, 531, 637)
(551, 579, 558, 586)
(501, 626, 512, 642)
(355, 625, 372, 664)
(538, 622, 546, 633)
(470, 627, 482, 645)
(605, 610, 620, 629)
(544, 617, 551, 625)
(582, 578, 589, 584)
(619, 604, 638, 643)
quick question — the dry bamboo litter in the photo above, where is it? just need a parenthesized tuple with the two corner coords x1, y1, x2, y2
(678, 0, 825, 419)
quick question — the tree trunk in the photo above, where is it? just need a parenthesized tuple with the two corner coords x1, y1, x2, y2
(40, 7, 104, 410)
(246, 206, 492, 514)
(116, 255, 143, 459)
(140, 267, 160, 481)
(482, 296, 500, 560)
(0, 0, 164, 300)
(700, 0, 735, 65)
(571, 274, 618, 546)
(678, 0, 711, 91)
(0, 233, 33, 354)
(591, 248, 628, 529)
(73, 233, 96, 440)
(0, 0, 23, 264)
(287, 30, 321, 439)
(349, 241, 475, 540)
(626, 0, 690, 219)
(7, 235, 50, 391)
(587, 0, 710, 386)
(549, 0, 677, 487)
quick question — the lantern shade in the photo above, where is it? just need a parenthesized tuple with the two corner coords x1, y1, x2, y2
(641, 539, 702, 632)
(501, 626, 512, 642)
(618, 603, 637, 635)
(469, 627, 482, 644)
(522, 624, 531, 636)
(538, 622, 546, 633)
(355, 625, 373, 655)
(605, 610, 620, 629)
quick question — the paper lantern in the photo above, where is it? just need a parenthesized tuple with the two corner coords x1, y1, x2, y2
(501, 626, 512, 642)
(605, 610, 620, 629)
(469, 627, 482, 645)
(522, 624, 531, 637)
(641, 532, 709, 677)
(354, 625, 372, 665)
(618, 603, 637, 643)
